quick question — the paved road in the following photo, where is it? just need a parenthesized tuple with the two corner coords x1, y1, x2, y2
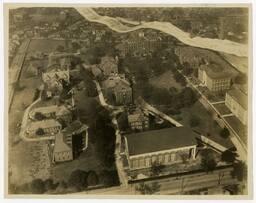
(78, 166, 237, 195)
(75, 7, 247, 57)
(9, 39, 30, 111)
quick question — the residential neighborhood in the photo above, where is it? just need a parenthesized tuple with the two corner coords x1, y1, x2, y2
(7, 6, 250, 197)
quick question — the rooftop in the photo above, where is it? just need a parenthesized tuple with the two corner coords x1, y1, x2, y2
(200, 63, 238, 79)
(54, 133, 72, 153)
(62, 120, 88, 136)
(125, 127, 198, 156)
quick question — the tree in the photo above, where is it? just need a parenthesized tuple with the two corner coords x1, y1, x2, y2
(87, 171, 99, 186)
(135, 182, 161, 195)
(44, 178, 56, 191)
(220, 127, 230, 138)
(30, 179, 45, 194)
(117, 111, 129, 131)
(34, 112, 46, 120)
(189, 115, 200, 127)
(180, 87, 198, 107)
(150, 162, 165, 176)
(68, 170, 88, 191)
(55, 45, 65, 52)
(36, 128, 45, 136)
(232, 161, 247, 181)
(200, 149, 217, 172)
(221, 150, 237, 163)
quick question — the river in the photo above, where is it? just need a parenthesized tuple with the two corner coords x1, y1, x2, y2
(75, 7, 248, 57)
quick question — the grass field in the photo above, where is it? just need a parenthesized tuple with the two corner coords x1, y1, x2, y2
(150, 70, 183, 91)
(27, 39, 68, 54)
(172, 101, 234, 149)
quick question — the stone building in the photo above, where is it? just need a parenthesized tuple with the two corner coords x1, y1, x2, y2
(51, 120, 89, 163)
(128, 108, 149, 131)
(225, 85, 248, 125)
(102, 74, 132, 105)
(99, 56, 118, 77)
(124, 127, 198, 170)
(198, 63, 237, 92)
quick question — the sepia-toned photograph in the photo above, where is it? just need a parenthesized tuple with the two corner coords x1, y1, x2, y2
(5, 3, 252, 198)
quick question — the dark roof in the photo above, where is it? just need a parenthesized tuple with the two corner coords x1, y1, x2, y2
(125, 127, 198, 156)
(200, 63, 238, 79)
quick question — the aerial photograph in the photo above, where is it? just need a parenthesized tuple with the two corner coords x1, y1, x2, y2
(6, 5, 250, 197)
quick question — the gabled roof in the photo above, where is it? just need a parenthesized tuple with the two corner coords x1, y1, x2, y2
(54, 132, 72, 153)
(125, 127, 198, 156)
(199, 63, 238, 79)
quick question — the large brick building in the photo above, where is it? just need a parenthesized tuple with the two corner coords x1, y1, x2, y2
(123, 127, 198, 170)
(198, 63, 237, 92)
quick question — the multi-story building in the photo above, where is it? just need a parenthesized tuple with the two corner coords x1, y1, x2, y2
(225, 85, 248, 125)
(102, 74, 133, 105)
(123, 127, 198, 170)
(198, 63, 237, 92)
(27, 119, 62, 135)
(51, 120, 88, 163)
(128, 108, 149, 131)
(99, 56, 118, 77)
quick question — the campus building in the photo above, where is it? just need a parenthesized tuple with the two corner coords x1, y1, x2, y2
(198, 63, 237, 92)
(102, 74, 133, 105)
(99, 56, 119, 77)
(123, 127, 198, 170)
(51, 120, 89, 163)
(225, 85, 248, 125)
(127, 108, 149, 131)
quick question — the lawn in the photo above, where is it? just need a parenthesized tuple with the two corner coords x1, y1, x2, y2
(171, 101, 234, 149)
(51, 141, 106, 183)
(27, 39, 69, 54)
(8, 48, 50, 187)
(150, 70, 183, 91)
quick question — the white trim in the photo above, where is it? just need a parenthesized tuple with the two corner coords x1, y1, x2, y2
(129, 145, 197, 159)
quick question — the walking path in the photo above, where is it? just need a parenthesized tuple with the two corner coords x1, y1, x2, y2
(75, 7, 248, 57)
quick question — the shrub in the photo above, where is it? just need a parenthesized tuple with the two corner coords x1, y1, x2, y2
(220, 127, 230, 138)
(189, 115, 200, 127)
(36, 128, 45, 136)
(221, 150, 237, 163)
(30, 179, 45, 194)
(87, 171, 99, 186)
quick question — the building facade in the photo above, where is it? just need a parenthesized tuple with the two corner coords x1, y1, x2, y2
(99, 56, 118, 76)
(128, 109, 149, 131)
(102, 74, 133, 105)
(124, 127, 198, 170)
(198, 64, 235, 92)
(225, 86, 248, 125)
